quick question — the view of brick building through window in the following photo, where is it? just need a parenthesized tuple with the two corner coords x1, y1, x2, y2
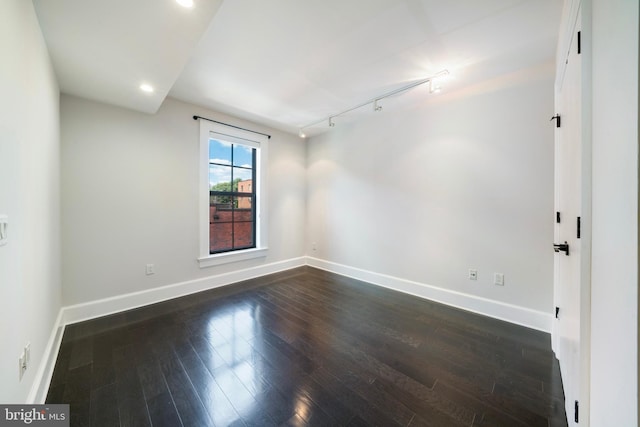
(237, 179, 252, 208)
(210, 179, 254, 253)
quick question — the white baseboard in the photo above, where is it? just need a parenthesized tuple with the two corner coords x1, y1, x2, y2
(32, 255, 551, 404)
(62, 257, 306, 326)
(28, 256, 306, 404)
(27, 309, 65, 404)
(60, 254, 552, 332)
(305, 257, 553, 332)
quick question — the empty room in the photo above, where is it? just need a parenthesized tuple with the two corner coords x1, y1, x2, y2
(0, 0, 637, 426)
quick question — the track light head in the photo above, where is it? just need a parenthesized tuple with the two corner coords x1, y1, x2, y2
(429, 70, 449, 93)
(329, 117, 335, 127)
(374, 100, 382, 112)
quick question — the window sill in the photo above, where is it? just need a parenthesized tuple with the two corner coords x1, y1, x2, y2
(198, 247, 268, 268)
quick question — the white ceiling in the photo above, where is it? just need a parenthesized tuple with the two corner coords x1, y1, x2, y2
(33, 0, 224, 113)
(33, 0, 562, 136)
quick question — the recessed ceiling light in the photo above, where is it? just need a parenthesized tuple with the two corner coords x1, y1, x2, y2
(139, 83, 154, 93)
(176, 0, 194, 8)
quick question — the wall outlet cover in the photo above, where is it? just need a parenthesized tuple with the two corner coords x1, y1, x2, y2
(0, 215, 8, 246)
(18, 352, 25, 381)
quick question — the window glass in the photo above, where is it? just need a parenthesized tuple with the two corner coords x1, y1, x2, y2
(208, 138, 256, 254)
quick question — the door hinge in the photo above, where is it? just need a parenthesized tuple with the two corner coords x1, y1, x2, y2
(577, 216, 581, 239)
(575, 400, 579, 423)
(556, 212, 561, 223)
(555, 307, 560, 319)
(550, 114, 561, 128)
(577, 31, 581, 54)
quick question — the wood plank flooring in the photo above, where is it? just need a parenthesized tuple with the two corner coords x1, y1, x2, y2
(46, 267, 567, 427)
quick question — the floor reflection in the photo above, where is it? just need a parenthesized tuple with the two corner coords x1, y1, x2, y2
(201, 302, 268, 425)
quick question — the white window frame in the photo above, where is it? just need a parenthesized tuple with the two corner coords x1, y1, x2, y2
(198, 120, 268, 268)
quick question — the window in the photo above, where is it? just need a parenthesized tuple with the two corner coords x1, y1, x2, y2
(199, 120, 268, 267)
(209, 140, 256, 253)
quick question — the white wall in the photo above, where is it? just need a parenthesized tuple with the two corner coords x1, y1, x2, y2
(589, 0, 638, 424)
(307, 65, 555, 325)
(61, 96, 306, 306)
(0, 0, 62, 403)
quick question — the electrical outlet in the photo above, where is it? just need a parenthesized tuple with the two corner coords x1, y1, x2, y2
(18, 351, 26, 381)
(25, 342, 30, 365)
(494, 273, 505, 286)
(0, 215, 8, 246)
(146, 264, 155, 275)
(468, 269, 478, 280)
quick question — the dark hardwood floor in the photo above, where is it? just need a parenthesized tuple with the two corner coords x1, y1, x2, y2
(46, 267, 567, 427)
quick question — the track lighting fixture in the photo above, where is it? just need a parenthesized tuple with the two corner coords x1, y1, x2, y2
(298, 69, 449, 137)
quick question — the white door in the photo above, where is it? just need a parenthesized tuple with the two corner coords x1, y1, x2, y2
(553, 6, 585, 425)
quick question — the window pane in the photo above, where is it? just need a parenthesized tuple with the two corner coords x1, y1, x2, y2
(236, 180, 252, 195)
(233, 145, 254, 168)
(209, 194, 255, 254)
(236, 195, 253, 210)
(233, 221, 254, 248)
(209, 164, 232, 191)
(210, 197, 233, 218)
(233, 196, 254, 248)
(210, 222, 233, 253)
(209, 139, 231, 165)
(210, 197, 233, 253)
(233, 167, 252, 184)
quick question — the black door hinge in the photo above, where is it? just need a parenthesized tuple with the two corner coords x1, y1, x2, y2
(555, 307, 560, 319)
(577, 31, 581, 54)
(556, 212, 561, 224)
(575, 400, 579, 423)
(550, 114, 561, 128)
(577, 217, 581, 239)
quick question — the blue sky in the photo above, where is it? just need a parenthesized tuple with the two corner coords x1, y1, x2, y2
(209, 139, 253, 186)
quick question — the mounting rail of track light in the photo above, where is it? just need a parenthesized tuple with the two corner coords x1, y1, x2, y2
(298, 69, 449, 138)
